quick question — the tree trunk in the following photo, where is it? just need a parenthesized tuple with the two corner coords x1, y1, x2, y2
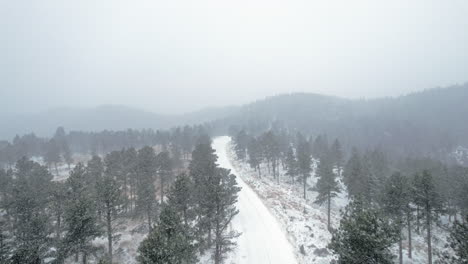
(327, 193, 331, 231)
(416, 205, 420, 235)
(147, 204, 152, 232)
(303, 173, 307, 199)
(427, 207, 432, 264)
(107, 205, 113, 264)
(55, 163, 59, 177)
(82, 252, 87, 264)
(407, 211, 412, 259)
(398, 231, 403, 264)
(56, 214, 61, 243)
(160, 174, 164, 203)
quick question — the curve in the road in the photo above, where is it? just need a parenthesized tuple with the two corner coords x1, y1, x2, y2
(212, 136, 298, 264)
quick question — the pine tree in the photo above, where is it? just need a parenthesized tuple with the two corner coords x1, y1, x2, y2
(62, 142, 73, 170)
(189, 139, 218, 249)
(381, 172, 411, 264)
(0, 219, 10, 263)
(329, 139, 343, 174)
(247, 137, 262, 177)
(99, 163, 122, 264)
(45, 138, 61, 176)
(50, 181, 67, 244)
(87, 155, 104, 218)
(413, 170, 443, 264)
(137, 146, 158, 232)
(156, 151, 173, 203)
(9, 158, 52, 263)
(137, 205, 197, 264)
(167, 173, 195, 227)
(260, 131, 281, 181)
(285, 146, 298, 183)
(212, 168, 241, 264)
(329, 199, 398, 264)
(234, 130, 249, 161)
(314, 155, 340, 231)
(296, 135, 311, 199)
(447, 215, 468, 264)
(59, 163, 101, 264)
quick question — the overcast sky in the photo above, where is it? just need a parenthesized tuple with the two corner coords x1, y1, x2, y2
(1, 0, 468, 114)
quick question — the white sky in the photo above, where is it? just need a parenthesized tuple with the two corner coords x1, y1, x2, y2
(1, 0, 468, 114)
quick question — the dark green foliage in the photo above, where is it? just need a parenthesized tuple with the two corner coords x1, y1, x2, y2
(59, 163, 101, 262)
(167, 173, 195, 227)
(260, 131, 281, 181)
(315, 155, 340, 231)
(296, 135, 311, 199)
(234, 130, 249, 161)
(189, 139, 218, 248)
(413, 170, 443, 264)
(99, 160, 122, 264)
(0, 219, 10, 263)
(137, 146, 158, 231)
(156, 151, 173, 203)
(212, 168, 241, 264)
(343, 148, 378, 203)
(381, 172, 411, 263)
(9, 158, 53, 263)
(137, 206, 197, 264)
(329, 199, 398, 264)
(447, 216, 468, 263)
(329, 139, 343, 171)
(285, 146, 298, 183)
(247, 137, 262, 177)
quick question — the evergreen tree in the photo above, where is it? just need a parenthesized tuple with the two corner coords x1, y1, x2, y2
(212, 168, 241, 264)
(87, 155, 104, 218)
(59, 163, 101, 264)
(413, 170, 443, 264)
(329, 139, 343, 174)
(9, 158, 52, 263)
(137, 205, 197, 264)
(329, 199, 398, 264)
(45, 138, 61, 176)
(247, 137, 262, 177)
(156, 151, 173, 203)
(312, 134, 329, 160)
(50, 181, 67, 244)
(189, 139, 218, 249)
(99, 163, 122, 264)
(137, 146, 158, 231)
(0, 219, 10, 263)
(381, 172, 411, 263)
(62, 142, 73, 170)
(285, 146, 298, 183)
(234, 130, 249, 161)
(314, 155, 340, 231)
(296, 135, 311, 199)
(447, 216, 468, 264)
(167, 173, 195, 227)
(263, 131, 281, 182)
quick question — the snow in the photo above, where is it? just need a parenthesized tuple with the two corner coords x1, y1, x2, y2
(220, 136, 454, 264)
(212, 136, 299, 264)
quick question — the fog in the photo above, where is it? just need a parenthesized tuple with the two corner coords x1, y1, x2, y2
(1, 0, 468, 114)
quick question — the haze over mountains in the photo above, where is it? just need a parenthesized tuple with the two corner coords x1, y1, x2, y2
(2, 84, 468, 159)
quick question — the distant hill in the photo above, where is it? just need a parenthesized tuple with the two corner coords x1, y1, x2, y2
(0, 104, 239, 140)
(216, 84, 468, 159)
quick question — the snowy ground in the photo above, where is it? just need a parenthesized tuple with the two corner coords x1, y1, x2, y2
(222, 137, 453, 264)
(212, 137, 298, 264)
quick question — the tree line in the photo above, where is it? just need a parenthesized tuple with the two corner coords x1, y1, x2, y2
(232, 128, 468, 264)
(0, 125, 212, 170)
(0, 135, 241, 264)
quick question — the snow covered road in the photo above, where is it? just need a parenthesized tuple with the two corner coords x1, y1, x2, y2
(212, 136, 298, 264)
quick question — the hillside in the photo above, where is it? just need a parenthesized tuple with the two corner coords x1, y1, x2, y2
(216, 84, 468, 160)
